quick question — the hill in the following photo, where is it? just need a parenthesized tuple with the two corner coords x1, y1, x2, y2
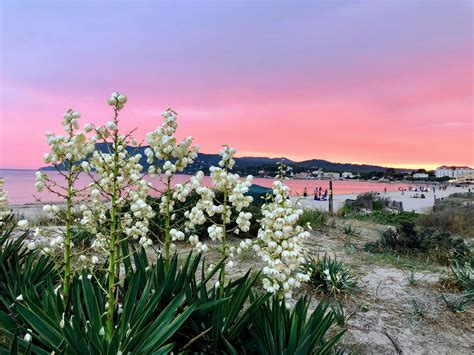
(40, 143, 403, 174)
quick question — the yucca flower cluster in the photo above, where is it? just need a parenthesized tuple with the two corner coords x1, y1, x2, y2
(185, 146, 253, 291)
(146, 109, 199, 177)
(80, 93, 155, 249)
(34, 108, 96, 303)
(145, 109, 200, 262)
(254, 180, 310, 302)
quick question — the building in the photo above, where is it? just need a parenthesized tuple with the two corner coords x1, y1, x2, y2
(413, 173, 429, 179)
(294, 172, 313, 179)
(341, 172, 354, 179)
(435, 166, 474, 179)
(321, 172, 340, 179)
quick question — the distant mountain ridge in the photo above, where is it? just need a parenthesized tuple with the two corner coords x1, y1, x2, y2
(40, 143, 406, 174)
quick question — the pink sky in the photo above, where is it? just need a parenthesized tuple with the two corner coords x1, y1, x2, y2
(0, 1, 472, 170)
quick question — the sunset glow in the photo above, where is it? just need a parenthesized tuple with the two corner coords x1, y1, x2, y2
(1, 1, 472, 170)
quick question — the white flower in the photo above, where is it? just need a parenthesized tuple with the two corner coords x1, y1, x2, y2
(117, 94, 127, 103)
(254, 180, 309, 302)
(35, 181, 44, 192)
(108, 97, 117, 106)
(24, 333, 32, 342)
(106, 121, 117, 131)
(16, 294, 23, 301)
(17, 219, 29, 228)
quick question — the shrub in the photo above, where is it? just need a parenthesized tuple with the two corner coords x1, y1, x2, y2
(302, 255, 358, 296)
(364, 222, 470, 265)
(298, 209, 327, 229)
(351, 210, 419, 226)
(351, 192, 390, 211)
(417, 194, 474, 237)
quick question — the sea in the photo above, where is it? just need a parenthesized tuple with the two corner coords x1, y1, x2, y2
(0, 169, 414, 205)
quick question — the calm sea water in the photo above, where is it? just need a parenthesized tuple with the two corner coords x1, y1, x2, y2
(0, 169, 414, 205)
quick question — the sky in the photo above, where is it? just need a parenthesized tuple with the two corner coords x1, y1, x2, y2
(0, 0, 473, 170)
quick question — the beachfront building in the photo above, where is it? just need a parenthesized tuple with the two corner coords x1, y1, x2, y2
(435, 166, 474, 179)
(294, 172, 314, 179)
(413, 172, 429, 179)
(341, 172, 354, 179)
(309, 170, 340, 179)
(322, 172, 340, 179)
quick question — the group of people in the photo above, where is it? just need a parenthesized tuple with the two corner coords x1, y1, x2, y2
(303, 187, 328, 201)
(397, 185, 434, 197)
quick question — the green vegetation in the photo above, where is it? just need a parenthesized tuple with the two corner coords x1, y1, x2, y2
(349, 210, 419, 226)
(343, 224, 359, 237)
(0, 221, 344, 353)
(0, 215, 60, 313)
(298, 208, 328, 229)
(411, 298, 428, 320)
(302, 254, 358, 297)
(440, 259, 473, 313)
(251, 297, 346, 354)
(364, 222, 470, 265)
(331, 301, 355, 327)
(148, 191, 263, 241)
(441, 294, 472, 313)
(417, 192, 474, 237)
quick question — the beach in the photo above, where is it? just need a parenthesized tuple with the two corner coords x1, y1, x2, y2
(295, 185, 471, 213)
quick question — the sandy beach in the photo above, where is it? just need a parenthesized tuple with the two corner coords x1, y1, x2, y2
(295, 185, 472, 213)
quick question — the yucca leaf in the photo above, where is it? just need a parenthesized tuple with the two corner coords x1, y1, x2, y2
(15, 304, 62, 350)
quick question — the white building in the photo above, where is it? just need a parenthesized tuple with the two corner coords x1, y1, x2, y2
(435, 166, 474, 178)
(341, 172, 354, 179)
(413, 173, 429, 179)
(322, 172, 340, 179)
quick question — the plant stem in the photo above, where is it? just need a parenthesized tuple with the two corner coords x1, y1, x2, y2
(106, 111, 119, 342)
(219, 186, 228, 296)
(115, 219, 121, 278)
(63, 159, 73, 306)
(164, 175, 172, 268)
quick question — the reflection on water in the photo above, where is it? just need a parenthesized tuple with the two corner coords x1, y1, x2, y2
(0, 169, 414, 205)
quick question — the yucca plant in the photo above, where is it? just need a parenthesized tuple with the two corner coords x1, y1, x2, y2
(302, 254, 358, 297)
(0, 215, 59, 312)
(343, 224, 359, 237)
(250, 296, 345, 354)
(331, 300, 355, 327)
(1, 259, 196, 354)
(121, 242, 273, 353)
(441, 293, 473, 314)
(450, 260, 473, 292)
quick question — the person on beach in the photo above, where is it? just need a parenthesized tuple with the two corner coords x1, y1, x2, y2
(322, 189, 328, 200)
(384, 186, 387, 194)
(303, 187, 308, 197)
